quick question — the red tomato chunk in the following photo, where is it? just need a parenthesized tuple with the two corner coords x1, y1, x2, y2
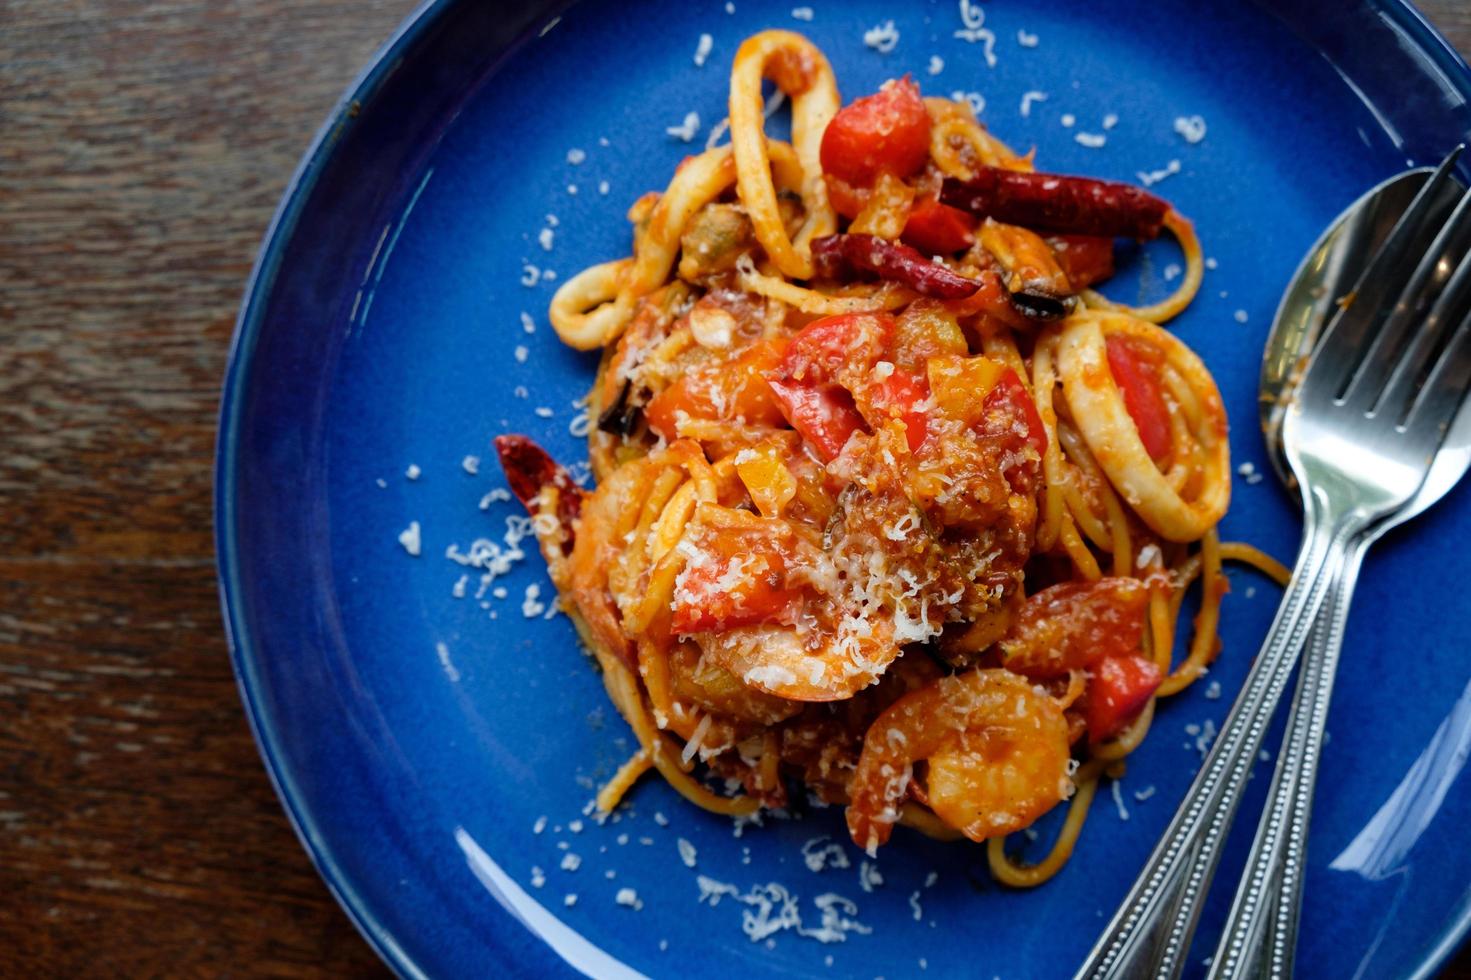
(820, 76, 931, 187)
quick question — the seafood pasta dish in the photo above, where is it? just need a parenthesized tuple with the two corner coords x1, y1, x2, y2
(494, 30, 1283, 885)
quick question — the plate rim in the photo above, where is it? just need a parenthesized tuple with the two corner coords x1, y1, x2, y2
(213, 2, 1471, 978)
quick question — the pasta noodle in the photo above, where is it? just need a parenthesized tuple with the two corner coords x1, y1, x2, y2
(502, 31, 1281, 887)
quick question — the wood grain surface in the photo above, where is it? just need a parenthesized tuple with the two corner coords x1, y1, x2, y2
(2, 2, 1468, 977)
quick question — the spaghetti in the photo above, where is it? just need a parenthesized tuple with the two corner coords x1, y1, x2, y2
(500, 32, 1285, 886)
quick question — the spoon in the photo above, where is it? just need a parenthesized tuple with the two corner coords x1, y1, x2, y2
(1209, 164, 1471, 978)
(1260, 166, 1471, 493)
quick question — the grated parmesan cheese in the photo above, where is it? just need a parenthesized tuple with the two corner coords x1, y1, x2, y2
(863, 20, 899, 54)
(1194, 718, 1218, 756)
(694, 33, 713, 67)
(1060, 113, 1075, 128)
(1137, 159, 1182, 187)
(598, 180, 610, 195)
(461, 455, 480, 475)
(615, 887, 642, 909)
(1075, 132, 1106, 148)
(926, 55, 944, 76)
(566, 148, 586, 165)
(1133, 785, 1157, 802)
(522, 583, 547, 618)
(791, 6, 814, 21)
(951, 91, 985, 117)
(1019, 90, 1047, 118)
(405, 463, 421, 480)
(1102, 113, 1119, 130)
(1017, 28, 1039, 47)
(1174, 114, 1207, 144)
(514, 345, 529, 363)
(800, 837, 851, 873)
(954, 0, 997, 66)
(744, 664, 799, 688)
(560, 852, 581, 871)
(1234, 309, 1249, 324)
(908, 890, 923, 921)
(538, 227, 554, 251)
(696, 876, 872, 944)
(666, 111, 701, 143)
(677, 837, 698, 868)
(398, 521, 421, 556)
(1111, 780, 1130, 821)
(569, 406, 592, 438)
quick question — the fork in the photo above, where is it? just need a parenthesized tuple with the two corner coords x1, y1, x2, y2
(1206, 152, 1471, 980)
(1075, 147, 1471, 980)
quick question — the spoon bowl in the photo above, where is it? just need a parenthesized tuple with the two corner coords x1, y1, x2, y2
(1261, 167, 1471, 502)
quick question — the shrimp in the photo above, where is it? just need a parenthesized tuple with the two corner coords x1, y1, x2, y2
(997, 576, 1148, 678)
(702, 617, 902, 703)
(846, 668, 1072, 854)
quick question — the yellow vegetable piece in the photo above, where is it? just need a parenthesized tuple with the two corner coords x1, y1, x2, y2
(927, 354, 1005, 421)
(735, 446, 797, 518)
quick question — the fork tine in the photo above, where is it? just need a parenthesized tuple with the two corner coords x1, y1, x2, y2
(1375, 225, 1471, 423)
(1404, 300, 1471, 449)
(1342, 184, 1471, 410)
(1300, 147, 1465, 401)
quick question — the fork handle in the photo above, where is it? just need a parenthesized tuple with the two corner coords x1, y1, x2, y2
(1074, 519, 1358, 980)
(1206, 535, 1368, 979)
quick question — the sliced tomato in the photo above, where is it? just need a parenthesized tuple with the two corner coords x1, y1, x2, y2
(768, 380, 866, 461)
(1049, 234, 1115, 290)
(902, 197, 977, 254)
(982, 368, 1047, 456)
(1084, 654, 1163, 742)
(780, 312, 895, 385)
(670, 527, 803, 634)
(867, 368, 931, 452)
(771, 312, 933, 458)
(1104, 334, 1172, 460)
(645, 338, 789, 440)
(820, 76, 931, 187)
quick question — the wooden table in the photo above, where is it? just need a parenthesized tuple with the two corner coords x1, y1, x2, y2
(3, 2, 1468, 976)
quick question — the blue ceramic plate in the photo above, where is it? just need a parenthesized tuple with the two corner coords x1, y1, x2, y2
(216, 1, 1471, 977)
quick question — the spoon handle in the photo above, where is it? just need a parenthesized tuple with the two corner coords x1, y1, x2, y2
(1206, 537, 1368, 980)
(1073, 519, 1355, 980)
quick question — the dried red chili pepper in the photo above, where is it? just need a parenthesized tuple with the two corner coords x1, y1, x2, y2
(811, 233, 980, 300)
(493, 435, 584, 552)
(940, 167, 1169, 240)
